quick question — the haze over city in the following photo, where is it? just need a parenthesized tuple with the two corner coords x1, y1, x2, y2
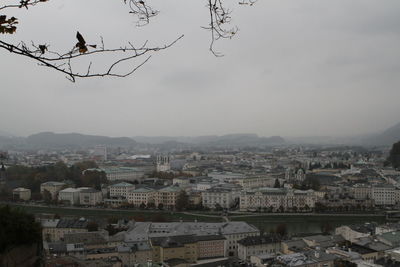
(1, 0, 400, 138)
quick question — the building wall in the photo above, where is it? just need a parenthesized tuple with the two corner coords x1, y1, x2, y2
(13, 188, 31, 201)
(155, 191, 179, 208)
(42, 227, 88, 242)
(372, 187, 396, 206)
(58, 190, 80, 205)
(109, 185, 135, 198)
(335, 226, 370, 242)
(238, 242, 281, 261)
(240, 189, 316, 211)
(40, 183, 66, 200)
(79, 191, 103, 206)
(202, 190, 236, 209)
(118, 250, 153, 266)
(197, 239, 226, 259)
(225, 232, 260, 257)
(127, 190, 155, 206)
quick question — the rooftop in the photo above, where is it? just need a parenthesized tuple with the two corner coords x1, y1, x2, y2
(109, 182, 135, 187)
(238, 235, 280, 246)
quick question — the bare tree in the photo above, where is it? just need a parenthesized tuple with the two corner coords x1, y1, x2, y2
(0, 0, 256, 82)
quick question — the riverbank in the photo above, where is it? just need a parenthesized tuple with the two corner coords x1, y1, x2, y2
(3, 202, 388, 234)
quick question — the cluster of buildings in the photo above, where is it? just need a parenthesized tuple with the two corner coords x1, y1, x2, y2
(42, 219, 260, 266)
(41, 215, 400, 267)
(8, 145, 400, 214)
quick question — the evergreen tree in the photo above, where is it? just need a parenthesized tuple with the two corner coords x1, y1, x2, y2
(176, 190, 189, 211)
(388, 141, 400, 168)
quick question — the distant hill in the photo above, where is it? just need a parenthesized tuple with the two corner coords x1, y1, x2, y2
(134, 133, 285, 147)
(360, 122, 400, 146)
(26, 132, 137, 149)
(0, 135, 25, 149)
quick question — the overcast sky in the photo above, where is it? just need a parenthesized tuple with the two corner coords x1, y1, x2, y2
(1, 0, 400, 138)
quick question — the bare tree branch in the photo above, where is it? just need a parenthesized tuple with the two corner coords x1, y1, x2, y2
(201, 0, 238, 57)
(0, 0, 257, 81)
(0, 0, 48, 11)
(125, 0, 158, 27)
(0, 34, 183, 82)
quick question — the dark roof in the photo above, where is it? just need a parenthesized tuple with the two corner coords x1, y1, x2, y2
(80, 188, 100, 193)
(238, 235, 280, 246)
(64, 232, 107, 245)
(348, 244, 377, 255)
(48, 242, 67, 253)
(86, 247, 117, 255)
(57, 218, 88, 229)
(151, 235, 197, 248)
(195, 235, 226, 241)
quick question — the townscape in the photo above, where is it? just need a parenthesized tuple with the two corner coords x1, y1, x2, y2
(1, 132, 400, 266)
(2, 1, 400, 267)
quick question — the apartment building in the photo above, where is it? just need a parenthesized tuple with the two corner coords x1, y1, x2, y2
(79, 188, 103, 206)
(58, 188, 82, 205)
(12, 187, 31, 201)
(237, 235, 281, 261)
(127, 187, 156, 206)
(155, 185, 181, 209)
(240, 188, 316, 212)
(40, 181, 66, 200)
(84, 167, 144, 182)
(109, 182, 135, 198)
(234, 176, 276, 190)
(151, 235, 198, 263)
(42, 218, 88, 242)
(202, 188, 239, 209)
(353, 184, 372, 200)
(372, 185, 397, 206)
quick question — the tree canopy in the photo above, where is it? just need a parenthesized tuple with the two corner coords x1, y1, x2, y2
(387, 141, 400, 169)
(175, 190, 189, 211)
(0, 205, 41, 253)
(2, 160, 102, 193)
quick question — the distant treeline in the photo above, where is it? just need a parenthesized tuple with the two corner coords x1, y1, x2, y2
(3, 161, 106, 195)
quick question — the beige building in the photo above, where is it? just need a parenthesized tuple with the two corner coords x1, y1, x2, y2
(196, 235, 226, 259)
(58, 188, 82, 205)
(121, 221, 259, 258)
(41, 218, 88, 242)
(202, 188, 239, 209)
(126, 185, 182, 209)
(234, 176, 276, 189)
(155, 185, 181, 209)
(335, 224, 373, 242)
(353, 184, 372, 200)
(372, 185, 397, 206)
(127, 187, 156, 206)
(109, 182, 135, 198)
(240, 188, 316, 212)
(151, 236, 198, 263)
(237, 236, 281, 261)
(12, 187, 31, 201)
(85, 167, 144, 182)
(79, 188, 103, 206)
(40, 181, 66, 200)
(117, 242, 153, 266)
